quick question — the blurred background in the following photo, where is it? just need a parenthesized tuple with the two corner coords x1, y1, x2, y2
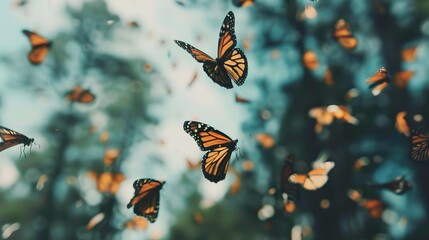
(1, 0, 429, 239)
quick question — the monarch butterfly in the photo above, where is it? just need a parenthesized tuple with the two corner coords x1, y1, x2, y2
(410, 129, 429, 161)
(235, 93, 250, 103)
(65, 86, 96, 104)
(333, 19, 358, 50)
(401, 46, 418, 62)
(232, 0, 254, 7)
(123, 216, 148, 230)
(22, 30, 52, 65)
(280, 154, 298, 201)
(393, 71, 414, 90)
(395, 112, 410, 137)
(361, 199, 386, 219)
(0, 126, 34, 152)
(368, 176, 413, 195)
(289, 161, 335, 190)
(127, 178, 165, 223)
(302, 50, 319, 70)
(308, 105, 359, 133)
(184, 121, 238, 183)
(366, 67, 389, 96)
(87, 171, 125, 194)
(175, 11, 248, 89)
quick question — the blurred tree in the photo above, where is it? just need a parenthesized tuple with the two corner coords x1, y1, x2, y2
(0, 0, 157, 239)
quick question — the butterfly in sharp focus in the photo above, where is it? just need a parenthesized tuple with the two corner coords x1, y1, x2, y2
(333, 19, 358, 50)
(280, 154, 298, 202)
(0, 126, 34, 152)
(289, 161, 335, 190)
(366, 67, 389, 96)
(65, 86, 96, 104)
(184, 121, 238, 183)
(368, 176, 413, 195)
(410, 129, 429, 161)
(22, 30, 52, 65)
(175, 11, 248, 89)
(127, 178, 165, 223)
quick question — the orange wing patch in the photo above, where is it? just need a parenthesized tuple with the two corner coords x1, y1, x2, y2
(333, 19, 358, 50)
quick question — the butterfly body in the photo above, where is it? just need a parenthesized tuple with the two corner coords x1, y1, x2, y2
(280, 154, 297, 201)
(0, 126, 34, 152)
(366, 67, 390, 96)
(127, 178, 165, 223)
(184, 121, 238, 183)
(22, 30, 52, 65)
(175, 11, 248, 89)
(368, 176, 413, 195)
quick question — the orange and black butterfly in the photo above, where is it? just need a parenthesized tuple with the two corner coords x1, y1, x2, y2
(22, 30, 52, 65)
(280, 154, 297, 202)
(368, 176, 413, 195)
(65, 86, 96, 104)
(0, 126, 34, 152)
(366, 67, 389, 96)
(175, 11, 248, 89)
(232, 0, 254, 7)
(333, 19, 358, 50)
(127, 178, 165, 223)
(410, 129, 429, 161)
(184, 121, 238, 183)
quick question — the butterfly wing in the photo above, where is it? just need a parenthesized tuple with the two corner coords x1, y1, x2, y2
(217, 12, 248, 86)
(366, 67, 389, 96)
(174, 40, 216, 63)
(410, 129, 429, 161)
(127, 179, 164, 223)
(183, 121, 234, 151)
(289, 161, 334, 190)
(22, 30, 52, 65)
(202, 145, 234, 183)
(0, 126, 33, 152)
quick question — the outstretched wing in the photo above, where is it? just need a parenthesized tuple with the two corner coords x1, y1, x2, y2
(174, 40, 215, 63)
(0, 126, 33, 152)
(22, 30, 52, 65)
(127, 178, 164, 223)
(217, 11, 248, 86)
(183, 121, 234, 151)
(410, 129, 429, 161)
(202, 146, 234, 183)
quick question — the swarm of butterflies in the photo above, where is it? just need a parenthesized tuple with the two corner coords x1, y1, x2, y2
(1, 2, 422, 226)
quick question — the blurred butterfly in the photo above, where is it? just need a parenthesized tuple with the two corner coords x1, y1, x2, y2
(0, 126, 34, 152)
(361, 199, 385, 219)
(333, 19, 358, 50)
(22, 30, 52, 65)
(280, 154, 298, 202)
(401, 46, 418, 62)
(366, 67, 389, 96)
(255, 133, 275, 149)
(232, 0, 254, 7)
(395, 112, 410, 137)
(123, 216, 148, 230)
(88, 172, 125, 194)
(175, 11, 248, 89)
(393, 71, 414, 90)
(184, 121, 238, 183)
(65, 86, 96, 104)
(127, 178, 165, 223)
(368, 176, 413, 195)
(302, 50, 319, 70)
(289, 161, 335, 190)
(410, 129, 429, 161)
(235, 93, 250, 103)
(85, 213, 105, 231)
(309, 105, 359, 133)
